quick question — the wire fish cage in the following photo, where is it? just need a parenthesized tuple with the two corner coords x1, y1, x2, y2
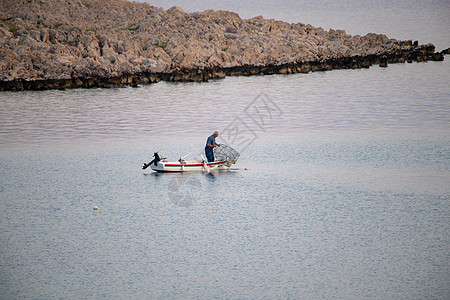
(214, 144, 240, 167)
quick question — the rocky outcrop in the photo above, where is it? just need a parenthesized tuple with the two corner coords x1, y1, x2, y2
(0, 0, 446, 91)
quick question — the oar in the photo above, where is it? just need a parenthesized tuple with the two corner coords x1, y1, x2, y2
(201, 154, 210, 173)
(180, 153, 191, 160)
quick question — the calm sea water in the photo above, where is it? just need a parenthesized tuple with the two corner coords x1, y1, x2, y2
(1, 1, 449, 299)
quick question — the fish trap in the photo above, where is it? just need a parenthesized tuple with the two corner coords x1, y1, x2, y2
(214, 144, 240, 166)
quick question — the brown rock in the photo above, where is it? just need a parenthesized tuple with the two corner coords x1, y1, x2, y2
(0, 0, 446, 91)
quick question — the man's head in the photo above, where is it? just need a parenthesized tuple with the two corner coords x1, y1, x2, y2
(213, 131, 219, 138)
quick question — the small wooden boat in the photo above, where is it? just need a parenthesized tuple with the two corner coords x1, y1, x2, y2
(142, 144, 239, 173)
(148, 158, 229, 172)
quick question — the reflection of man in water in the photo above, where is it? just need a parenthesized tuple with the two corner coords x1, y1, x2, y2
(205, 131, 220, 162)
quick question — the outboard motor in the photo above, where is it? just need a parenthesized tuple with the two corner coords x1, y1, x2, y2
(142, 152, 162, 170)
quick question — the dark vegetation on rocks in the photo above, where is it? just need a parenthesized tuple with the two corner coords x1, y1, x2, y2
(0, 0, 447, 91)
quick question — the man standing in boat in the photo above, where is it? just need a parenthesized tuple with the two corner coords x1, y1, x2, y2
(205, 131, 220, 162)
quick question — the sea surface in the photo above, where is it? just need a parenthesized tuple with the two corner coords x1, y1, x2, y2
(1, 1, 449, 299)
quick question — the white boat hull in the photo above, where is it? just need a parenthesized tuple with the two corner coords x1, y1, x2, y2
(150, 160, 229, 172)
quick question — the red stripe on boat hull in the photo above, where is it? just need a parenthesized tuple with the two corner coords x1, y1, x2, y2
(164, 161, 226, 167)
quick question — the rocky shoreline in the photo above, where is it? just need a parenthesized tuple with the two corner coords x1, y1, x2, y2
(0, 0, 448, 91)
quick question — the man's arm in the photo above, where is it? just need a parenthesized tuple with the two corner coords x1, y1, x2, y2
(207, 136, 219, 147)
